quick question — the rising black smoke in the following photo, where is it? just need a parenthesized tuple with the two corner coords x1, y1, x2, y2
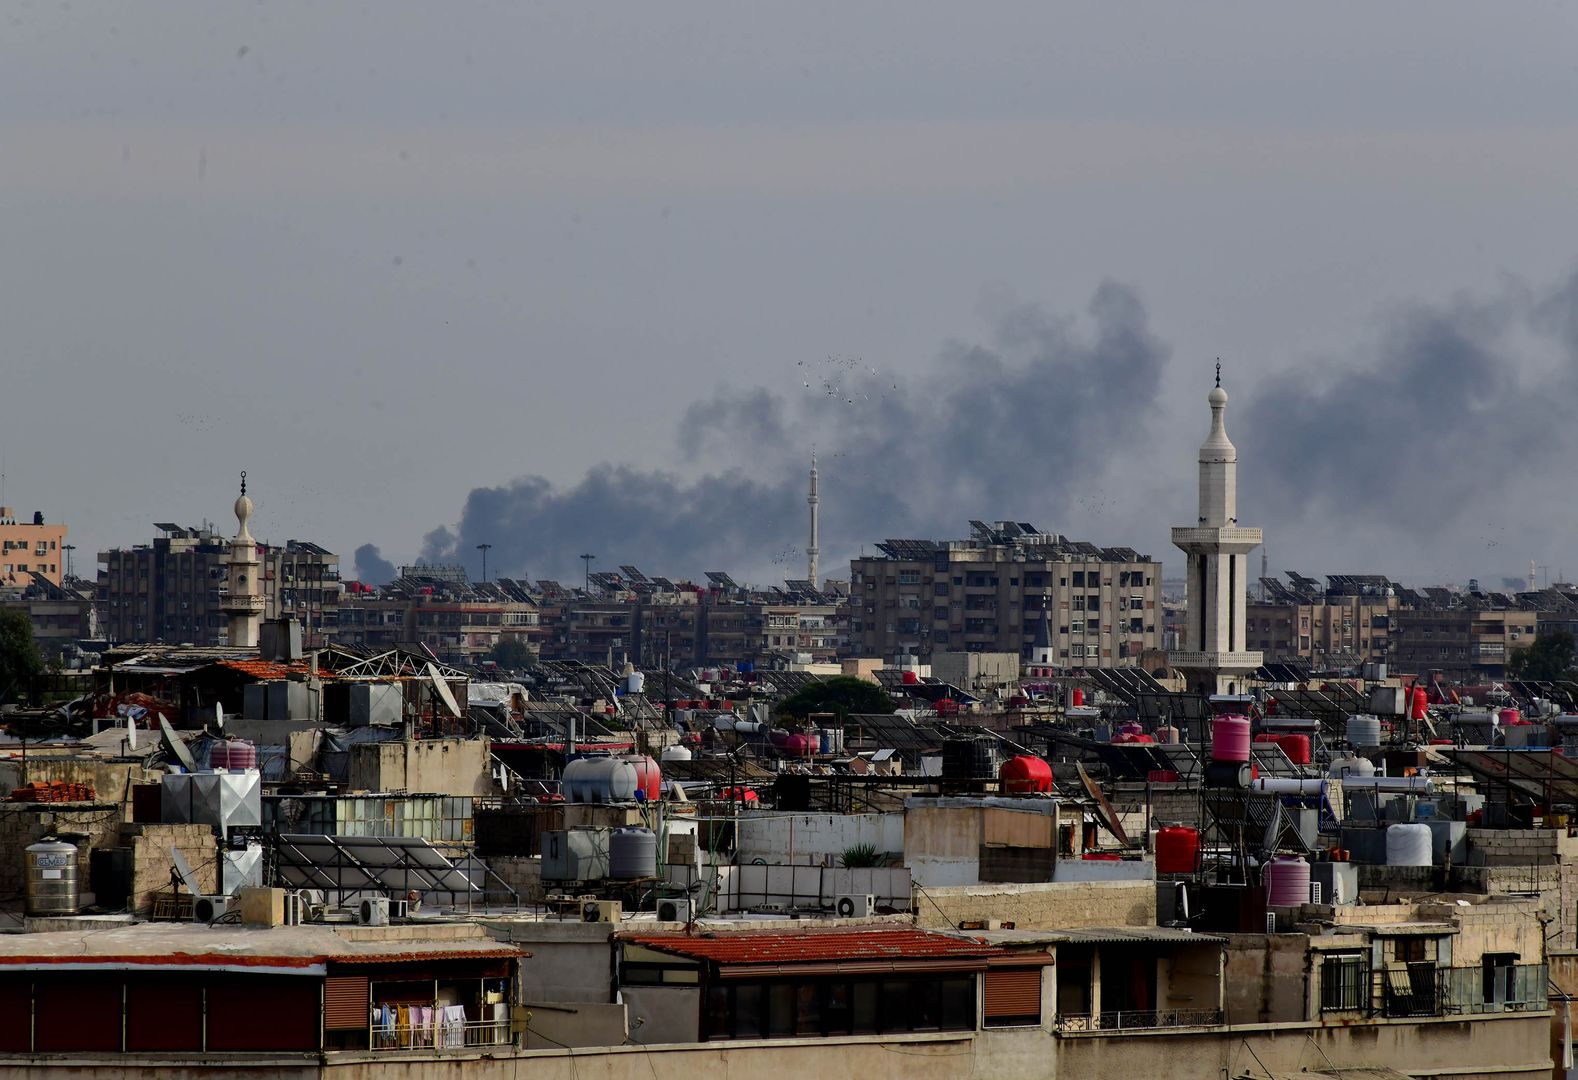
(353, 543, 397, 586)
(409, 280, 1171, 583)
(1238, 270, 1578, 579)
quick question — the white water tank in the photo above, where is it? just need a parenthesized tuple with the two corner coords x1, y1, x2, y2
(563, 756, 640, 803)
(1329, 754, 1377, 779)
(1386, 822, 1433, 867)
(1346, 714, 1382, 748)
(659, 744, 693, 763)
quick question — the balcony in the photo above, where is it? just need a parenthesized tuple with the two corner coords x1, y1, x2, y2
(1371, 963, 1547, 1018)
(369, 1017, 514, 1052)
(1055, 1009, 1222, 1033)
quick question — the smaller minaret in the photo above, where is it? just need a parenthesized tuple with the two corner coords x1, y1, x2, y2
(806, 450, 821, 589)
(222, 471, 264, 648)
(1031, 599, 1055, 667)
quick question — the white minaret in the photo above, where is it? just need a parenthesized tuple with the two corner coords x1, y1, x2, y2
(806, 450, 820, 589)
(1170, 366, 1262, 695)
(221, 471, 264, 648)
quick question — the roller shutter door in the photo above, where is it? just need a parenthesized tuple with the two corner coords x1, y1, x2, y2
(983, 969, 1041, 1025)
(324, 975, 370, 1030)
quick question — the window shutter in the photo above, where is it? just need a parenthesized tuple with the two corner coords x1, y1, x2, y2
(984, 969, 1041, 1021)
(324, 975, 370, 1030)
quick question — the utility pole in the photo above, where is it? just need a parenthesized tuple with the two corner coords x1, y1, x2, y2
(61, 544, 76, 582)
(476, 543, 492, 585)
(580, 553, 596, 594)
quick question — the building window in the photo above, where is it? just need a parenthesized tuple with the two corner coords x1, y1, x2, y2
(1320, 953, 1366, 1012)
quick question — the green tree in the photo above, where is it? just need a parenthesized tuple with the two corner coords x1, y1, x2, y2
(775, 676, 896, 722)
(0, 608, 43, 703)
(488, 636, 534, 671)
(1508, 629, 1577, 681)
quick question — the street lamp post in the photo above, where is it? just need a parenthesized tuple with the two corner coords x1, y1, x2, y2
(476, 543, 492, 585)
(580, 553, 596, 594)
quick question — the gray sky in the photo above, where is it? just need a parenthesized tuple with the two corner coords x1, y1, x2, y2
(5, 3, 1578, 588)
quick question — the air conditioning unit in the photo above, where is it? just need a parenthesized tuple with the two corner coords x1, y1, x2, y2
(657, 898, 692, 923)
(582, 900, 622, 923)
(358, 897, 390, 926)
(1310, 881, 1323, 905)
(282, 892, 303, 926)
(834, 894, 876, 919)
(193, 895, 234, 923)
(390, 898, 411, 920)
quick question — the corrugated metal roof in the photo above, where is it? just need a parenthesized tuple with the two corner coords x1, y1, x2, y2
(620, 927, 998, 964)
(981, 927, 1226, 945)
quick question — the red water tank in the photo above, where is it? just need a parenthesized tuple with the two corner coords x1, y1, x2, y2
(1278, 734, 1312, 765)
(1071, 688, 1085, 707)
(999, 755, 1053, 794)
(1411, 686, 1429, 721)
(902, 670, 920, 685)
(1081, 852, 1120, 861)
(624, 755, 663, 800)
(1155, 826, 1201, 874)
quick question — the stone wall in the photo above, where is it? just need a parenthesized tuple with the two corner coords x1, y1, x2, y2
(123, 822, 219, 912)
(488, 856, 544, 903)
(914, 879, 1154, 931)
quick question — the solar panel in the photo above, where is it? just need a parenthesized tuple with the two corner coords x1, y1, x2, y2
(273, 834, 486, 904)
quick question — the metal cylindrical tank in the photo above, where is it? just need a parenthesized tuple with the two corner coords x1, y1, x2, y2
(1071, 688, 1085, 707)
(659, 744, 693, 763)
(1329, 754, 1377, 779)
(1499, 707, 1522, 727)
(566, 757, 639, 803)
(1155, 826, 1200, 874)
(999, 755, 1053, 795)
(1346, 714, 1382, 748)
(609, 827, 658, 879)
(783, 733, 812, 758)
(623, 755, 662, 801)
(1211, 715, 1251, 762)
(1157, 725, 1183, 745)
(1203, 760, 1252, 789)
(1411, 686, 1429, 721)
(209, 738, 257, 770)
(1265, 856, 1311, 907)
(25, 840, 79, 917)
(1386, 822, 1433, 867)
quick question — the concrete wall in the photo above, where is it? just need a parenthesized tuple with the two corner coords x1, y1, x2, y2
(718, 863, 912, 911)
(523, 1001, 627, 1049)
(484, 919, 615, 1004)
(0, 756, 161, 810)
(915, 879, 1154, 932)
(905, 799, 1062, 886)
(347, 737, 493, 796)
(734, 812, 903, 866)
(1223, 934, 1311, 1023)
(487, 856, 543, 903)
(622, 986, 697, 1045)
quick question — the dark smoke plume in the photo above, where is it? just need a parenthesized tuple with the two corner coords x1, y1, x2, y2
(410, 281, 1170, 583)
(353, 543, 397, 586)
(1239, 270, 1578, 577)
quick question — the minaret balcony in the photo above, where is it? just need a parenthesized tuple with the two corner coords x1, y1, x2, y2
(221, 595, 267, 614)
(1170, 525, 1262, 555)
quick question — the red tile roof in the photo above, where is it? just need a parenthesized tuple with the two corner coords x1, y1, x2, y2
(619, 927, 996, 965)
(217, 658, 314, 680)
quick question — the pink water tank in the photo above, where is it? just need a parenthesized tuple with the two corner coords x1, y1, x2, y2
(1500, 707, 1523, 727)
(623, 755, 663, 800)
(209, 739, 256, 770)
(1211, 715, 1251, 763)
(1265, 856, 1312, 907)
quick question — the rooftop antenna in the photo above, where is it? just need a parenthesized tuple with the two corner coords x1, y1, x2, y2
(580, 552, 596, 593)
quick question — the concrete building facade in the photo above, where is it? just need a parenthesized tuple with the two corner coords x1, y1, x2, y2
(0, 507, 67, 588)
(849, 523, 1162, 668)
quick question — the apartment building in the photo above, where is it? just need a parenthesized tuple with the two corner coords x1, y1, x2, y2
(1391, 607, 1536, 681)
(0, 508, 68, 588)
(849, 521, 1163, 667)
(1247, 573, 1401, 669)
(337, 572, 543, 667)
(97, 526, 340, 646)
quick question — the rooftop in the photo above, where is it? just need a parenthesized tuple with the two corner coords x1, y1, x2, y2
(619, 926, 999, 965)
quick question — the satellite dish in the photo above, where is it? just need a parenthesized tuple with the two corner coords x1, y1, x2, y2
(158, 714, 199, 773)
(215, 703, 224, 733)
(170, 847, 200, 895)
(425, 662, 462, 719)
(125, 714, 138, 751)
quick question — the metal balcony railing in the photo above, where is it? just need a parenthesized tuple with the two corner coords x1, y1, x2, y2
(370, 1018, 514, 1052)
(1371, 964, 1548, 1018)
(1054, 1009, 1222, 1033)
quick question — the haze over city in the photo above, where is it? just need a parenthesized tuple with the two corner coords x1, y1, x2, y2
(4, 3, 1578, 585)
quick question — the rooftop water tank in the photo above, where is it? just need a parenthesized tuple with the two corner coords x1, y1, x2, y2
(1386, 822, 1433, 867)
(25, 840, 79, 917)
(1329, 754, 1377, 779)
(1265, 856, 1311, 907)
(563, 756, 639, 803)
(623, 755, 662, 801)
(1155, 826, 1200, 874)
(999, 755, 1053, 795)
(609, 827, 658, 880)
(1346, 714, 1382, 748)
(659, 744, 693, 763)
(209, 739, 257, 771)
(942, 737, 999, 780)
(1211, 715, 1251, 763)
